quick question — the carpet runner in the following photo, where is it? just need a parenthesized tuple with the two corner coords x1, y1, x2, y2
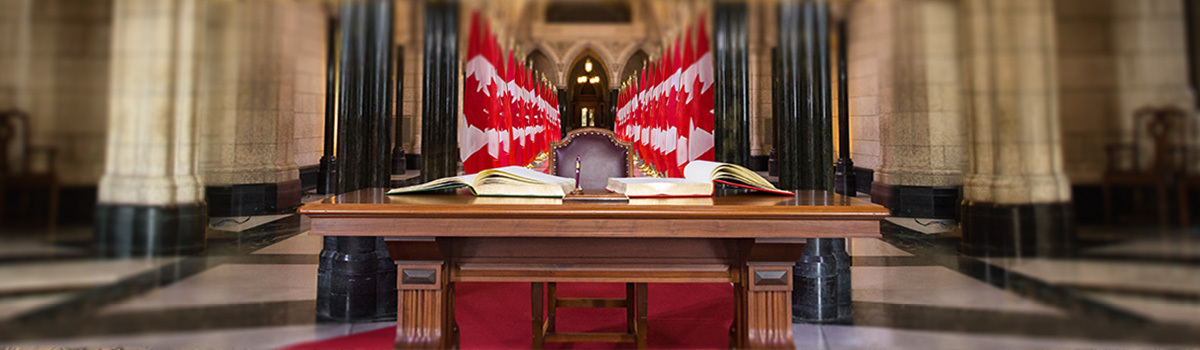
(282, 282, 734, 349)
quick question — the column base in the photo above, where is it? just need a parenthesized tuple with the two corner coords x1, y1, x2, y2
(316, 236, 397, 323)
(205, 179, 301, 217)
(318, 156, 338, 195)
(960, 201, 1076, 257)
(94, 202, 208, 257)
(871, 183, 960, 219)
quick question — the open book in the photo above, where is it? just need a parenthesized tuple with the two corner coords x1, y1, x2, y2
(606, 161, 793, 197)
(387, 166, 575, 198)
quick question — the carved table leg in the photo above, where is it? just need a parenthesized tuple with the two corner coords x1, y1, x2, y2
(736, 262, 795, 349)
(395, 261, 452, 349)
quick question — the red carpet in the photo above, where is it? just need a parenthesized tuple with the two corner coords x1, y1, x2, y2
(283, 282, 733, 349)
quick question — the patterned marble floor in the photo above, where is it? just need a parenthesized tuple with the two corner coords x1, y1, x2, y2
(0, 195, 1197, 349)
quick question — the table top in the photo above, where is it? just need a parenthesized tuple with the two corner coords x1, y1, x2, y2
(300, 188, 889, 223)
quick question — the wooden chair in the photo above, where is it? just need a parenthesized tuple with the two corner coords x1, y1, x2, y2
(0, 110, 59, 237)
(1102, 106, 1194, 229)
(535, 127, 646, 349)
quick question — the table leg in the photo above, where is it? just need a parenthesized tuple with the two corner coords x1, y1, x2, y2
(395, 261, 452, 349)
(532, 282, 544, 350)
(636, 283, 648, 350)
(737, 262, 795, 349)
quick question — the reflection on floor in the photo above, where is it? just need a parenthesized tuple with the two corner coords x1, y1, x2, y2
(0, 192, 1197, 349)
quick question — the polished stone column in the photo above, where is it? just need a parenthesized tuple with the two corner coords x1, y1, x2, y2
(420, 0, 458, 182)
(319, 15, 339, 194)
(318, 0, 397, 323)
(778, 0, 849, 324)
(777, 0, 833, 191)
(95, 0, 206, 257)
(833, 18, 856, 196)
(714, 1, 751, 167)
(392, 46, 407, 175)
(960, 0, 1075, 257)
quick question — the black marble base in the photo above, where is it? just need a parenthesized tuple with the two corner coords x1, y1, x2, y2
(299, 165, 320, 193)
(835, 160, 857, 196)
(854, 167, 873, 195)
(406, 154, 421, 170)
(872, 183, 960, 219)
(318, 156, 337, 195)
(317, 236, 396, 323)
(206, 179, 301, 217)
(94, 202, 208, 257)
(793, 238, 851, 324)
(749, 155, 770, 172)
(960, 201, 1076, 257)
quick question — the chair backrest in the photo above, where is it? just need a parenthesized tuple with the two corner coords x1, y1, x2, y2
(0, 110, 30, 178)
(548, 127, 634, 190)
(1133, 106, 1192, 174)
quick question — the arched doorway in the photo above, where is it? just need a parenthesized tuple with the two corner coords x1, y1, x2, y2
(619, 50, 648, 87)
(565, 53, 611, 131)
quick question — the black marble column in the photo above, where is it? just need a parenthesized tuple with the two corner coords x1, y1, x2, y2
(421, 0, 459, 182)
(392, 46, 406, 175)
(318, 0, 397, 323)
(834, 18, 856, 196)
(713, 1, 750, 167)
(779, 0, 850, 324)
(319, 15, 339, 195)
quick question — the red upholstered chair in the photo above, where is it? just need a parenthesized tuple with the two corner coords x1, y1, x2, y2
(536, 127, 646, 349)
(0, 110, 59, 237)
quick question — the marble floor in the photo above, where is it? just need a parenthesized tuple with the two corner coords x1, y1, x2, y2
(0, 193, 1197, 349)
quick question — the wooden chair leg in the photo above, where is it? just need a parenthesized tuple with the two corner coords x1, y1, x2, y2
(636, 283, 648, 350)
(547, 282, 557, 333)
(532, 282, 544, 350)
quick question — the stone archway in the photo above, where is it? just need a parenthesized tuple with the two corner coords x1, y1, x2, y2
(565, 51, 611, 132)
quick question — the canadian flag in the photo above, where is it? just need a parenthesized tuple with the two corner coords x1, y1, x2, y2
(676, 28, 694, 174)
(664, 37, 682, 177)
(462, 12, 494, 174)
(691, 14, 715, 163)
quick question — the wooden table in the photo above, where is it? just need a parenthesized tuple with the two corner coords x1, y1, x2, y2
(299, 188, 888, 349)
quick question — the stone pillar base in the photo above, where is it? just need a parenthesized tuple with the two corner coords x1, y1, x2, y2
(205, 179, 302, 217)
(871, 184, 961, 219)
(960, 201, 1076, 258)
(94, 203, 208, 257)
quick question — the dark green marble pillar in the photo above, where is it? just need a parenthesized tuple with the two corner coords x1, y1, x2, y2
(319, 15, 339, 195)
(834, 18, 856, 196)
(779, 0, 847, 325)
(319, 0, 396, 323)
(778, 0, 832, 191)
(713, 1, 750, 167)
(392, 46, 407, 175)
(421, 0, 460, 182)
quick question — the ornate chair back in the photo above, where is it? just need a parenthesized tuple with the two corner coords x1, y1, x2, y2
(548, 127, 635, 189)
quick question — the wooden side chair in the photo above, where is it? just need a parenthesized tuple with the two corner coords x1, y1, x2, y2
(0, 110, 59, 237)
(1102, 106, 1194, 229)
(536, 127, 646, 349)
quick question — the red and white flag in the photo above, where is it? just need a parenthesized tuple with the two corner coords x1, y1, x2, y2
(462, 12, 493, 173)
(691, 14, 715, 163)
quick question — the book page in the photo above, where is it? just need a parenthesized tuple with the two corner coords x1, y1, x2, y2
(682, 160, 725, 182)
(387, 174, 475, 194)
(682, 160, 789, 193)
(473, 166, 574, 197)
